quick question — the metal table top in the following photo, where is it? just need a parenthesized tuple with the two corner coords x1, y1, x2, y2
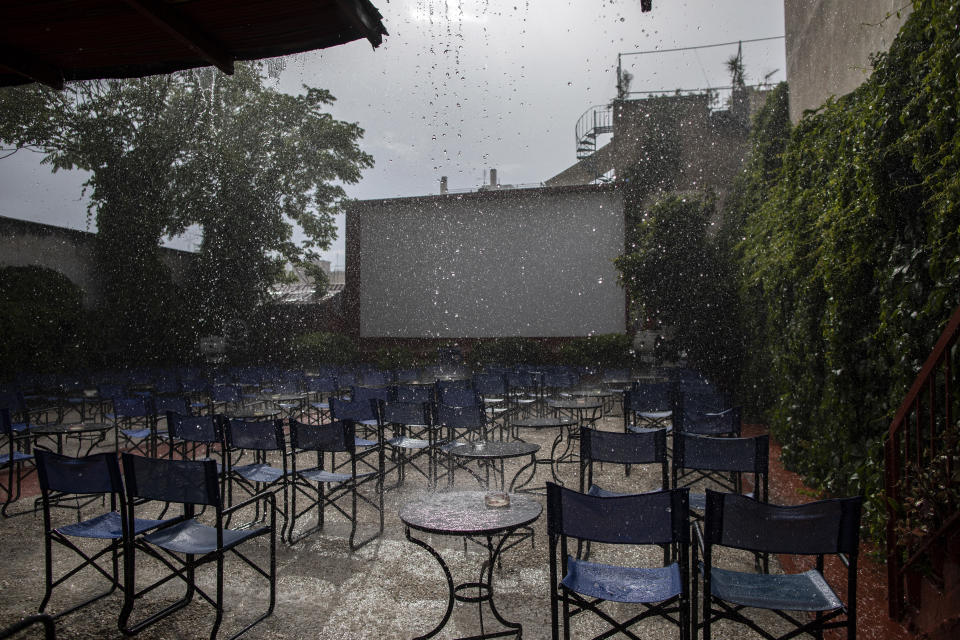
(399, 491, 542, 536)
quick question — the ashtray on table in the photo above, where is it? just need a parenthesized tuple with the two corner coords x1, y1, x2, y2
(484, 492, 510, 508)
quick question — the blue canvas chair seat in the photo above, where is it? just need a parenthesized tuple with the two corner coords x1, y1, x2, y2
(224, 418, 289, 539)
(36, 450, 169, 620)
(563, 556, 683, 603)
(231, 462, 288, 484)
(57, 511, 165, 540)
(696, 490, 863, 640)
(2, 407, 36, 517)
(1, 449, 32, 465)
(329, 397, 381, 474)
(297, 467, 376, 484)
(709, 567, 842, 612)
(548, 484, 690, 640)
(623, 383, 677, 433)
(120, 454, 275, 640)
(386, 435, 431, 449)
(287, 419, 384, 549)
(687, 490, 755, 512)
(141, 518, 266, 554)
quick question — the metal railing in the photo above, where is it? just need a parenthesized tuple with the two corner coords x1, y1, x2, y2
(885, 304, 960, 618)
(574, 105, 613, 160)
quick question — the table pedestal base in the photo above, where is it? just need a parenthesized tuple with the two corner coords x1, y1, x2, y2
(406, 527, 523, 640)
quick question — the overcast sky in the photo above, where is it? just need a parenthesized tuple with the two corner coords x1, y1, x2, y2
(0, 0, 785, 270)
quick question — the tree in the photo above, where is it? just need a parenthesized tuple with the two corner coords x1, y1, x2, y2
(615, 193, 739, 384)
(0, 64, 372, 364)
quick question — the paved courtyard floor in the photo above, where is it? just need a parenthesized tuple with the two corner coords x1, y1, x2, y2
(2, 409, 807, 640)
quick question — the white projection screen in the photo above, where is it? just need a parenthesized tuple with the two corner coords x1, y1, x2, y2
(347, 184, 625, 338)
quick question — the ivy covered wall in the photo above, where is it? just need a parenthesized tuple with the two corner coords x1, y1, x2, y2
(722, 0, 960, 538)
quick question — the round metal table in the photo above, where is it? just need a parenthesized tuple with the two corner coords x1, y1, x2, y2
(510, 416, 577, 488)
(448, 441, 540, 492)
(399, 491, 542, 640)
(31, 422, 112, 457)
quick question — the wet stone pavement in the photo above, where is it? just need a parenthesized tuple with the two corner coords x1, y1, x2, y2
(1, 410, 796, 639)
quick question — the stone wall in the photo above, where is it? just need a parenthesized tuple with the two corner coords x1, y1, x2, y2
(0, 215, 194, 306)
(784, 0, 910, 123)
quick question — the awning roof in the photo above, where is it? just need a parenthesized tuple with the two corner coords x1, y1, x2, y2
(0, 0, 388, 89)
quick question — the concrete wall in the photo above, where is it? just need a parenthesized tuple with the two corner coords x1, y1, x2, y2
(346, 185, 625, 338)
(0, 215, 195, 306)
(785, 0, 910, 123)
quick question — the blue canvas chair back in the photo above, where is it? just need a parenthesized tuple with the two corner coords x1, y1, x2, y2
(436, 384, 480, 407)
(36, 450, 123, 496)
(209, 385, 242, 404)
(336, 370, 358, 389)
(167, 412, 222, 444)
(271, 380, 301, 395)
(305, 374, 339, 395)
(360, 370, 391, 388)
(679, 406, 741, 435)
(226, 419, 285, 452)
(625, 381, 676, 413)
(542, 368, 579, 390)
(395, 369, 421, 384)
(350, 385, 389, 404)
(471, 373, 508, 396)
(97, 383, 126, 400)
(379, 401, 431, 427)
(153, 396, 189, 416)
(547, 483, 689, 545)
(582, 426, 667, 465)
(289, 418, 355, 454)
(703, 489, 861, 555)
(122, 454, 221, 507)
(435, 403, 485, 431)
(680, 382, 729, 415)
(0, 391, 26, 414)
(330, 397, 377, 423)
(112, 396, 150, 418)
(507, 370, 539, 390)
(389, 384, 434, 404)
(675, 433, 767, 473)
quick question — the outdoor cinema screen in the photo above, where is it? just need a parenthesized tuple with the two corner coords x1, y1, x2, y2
(349, 185, 625, 338)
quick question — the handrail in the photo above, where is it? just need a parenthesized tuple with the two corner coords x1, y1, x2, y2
(885, 303, 960, 619)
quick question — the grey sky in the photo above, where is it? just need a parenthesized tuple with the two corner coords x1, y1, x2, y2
(0, 0, 785, 270)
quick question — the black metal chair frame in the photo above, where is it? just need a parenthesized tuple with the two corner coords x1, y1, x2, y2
(375, 399, 436, 489)
(119, 454, 276, 640)
(694, 490, 862, 640)
(579, 426, 670, 496)
(223, 418, 290, 540)
(672, 432, 769, 508)
(547, 483, 690, 640)
(1, 407, 36, 517)
(287, 418, 384, 550)
(110, 396, 156, 457)
(35, 450, 167, 620)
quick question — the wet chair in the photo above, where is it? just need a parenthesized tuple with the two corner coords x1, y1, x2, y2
(374, 400, 436, 489)
(286, 418, 384, 549)
(579, 426, 669, 496)
(35, 450, 168, 619)
(119, 454, 276, 640)
(1, 407, 35, 517)
(695, 490, 862, 640)
(547, 483, 690, 640)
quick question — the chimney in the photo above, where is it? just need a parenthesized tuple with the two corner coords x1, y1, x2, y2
(489, 168, 497, 187)
(440, 176, 448, 194)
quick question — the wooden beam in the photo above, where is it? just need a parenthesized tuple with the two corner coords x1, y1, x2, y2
(0, 46, 64, 89)
(333, 0, 387, 48)
(123, 0, 234, 74)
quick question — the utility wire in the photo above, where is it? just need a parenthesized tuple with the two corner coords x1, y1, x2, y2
(619, 35, 784, 58)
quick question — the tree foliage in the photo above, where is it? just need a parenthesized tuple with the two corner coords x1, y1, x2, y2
(0, 266, 86, 373)
(615, 193, 740, 385)
(722, 0, 960, 540)
(0, 64, 372, 365)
